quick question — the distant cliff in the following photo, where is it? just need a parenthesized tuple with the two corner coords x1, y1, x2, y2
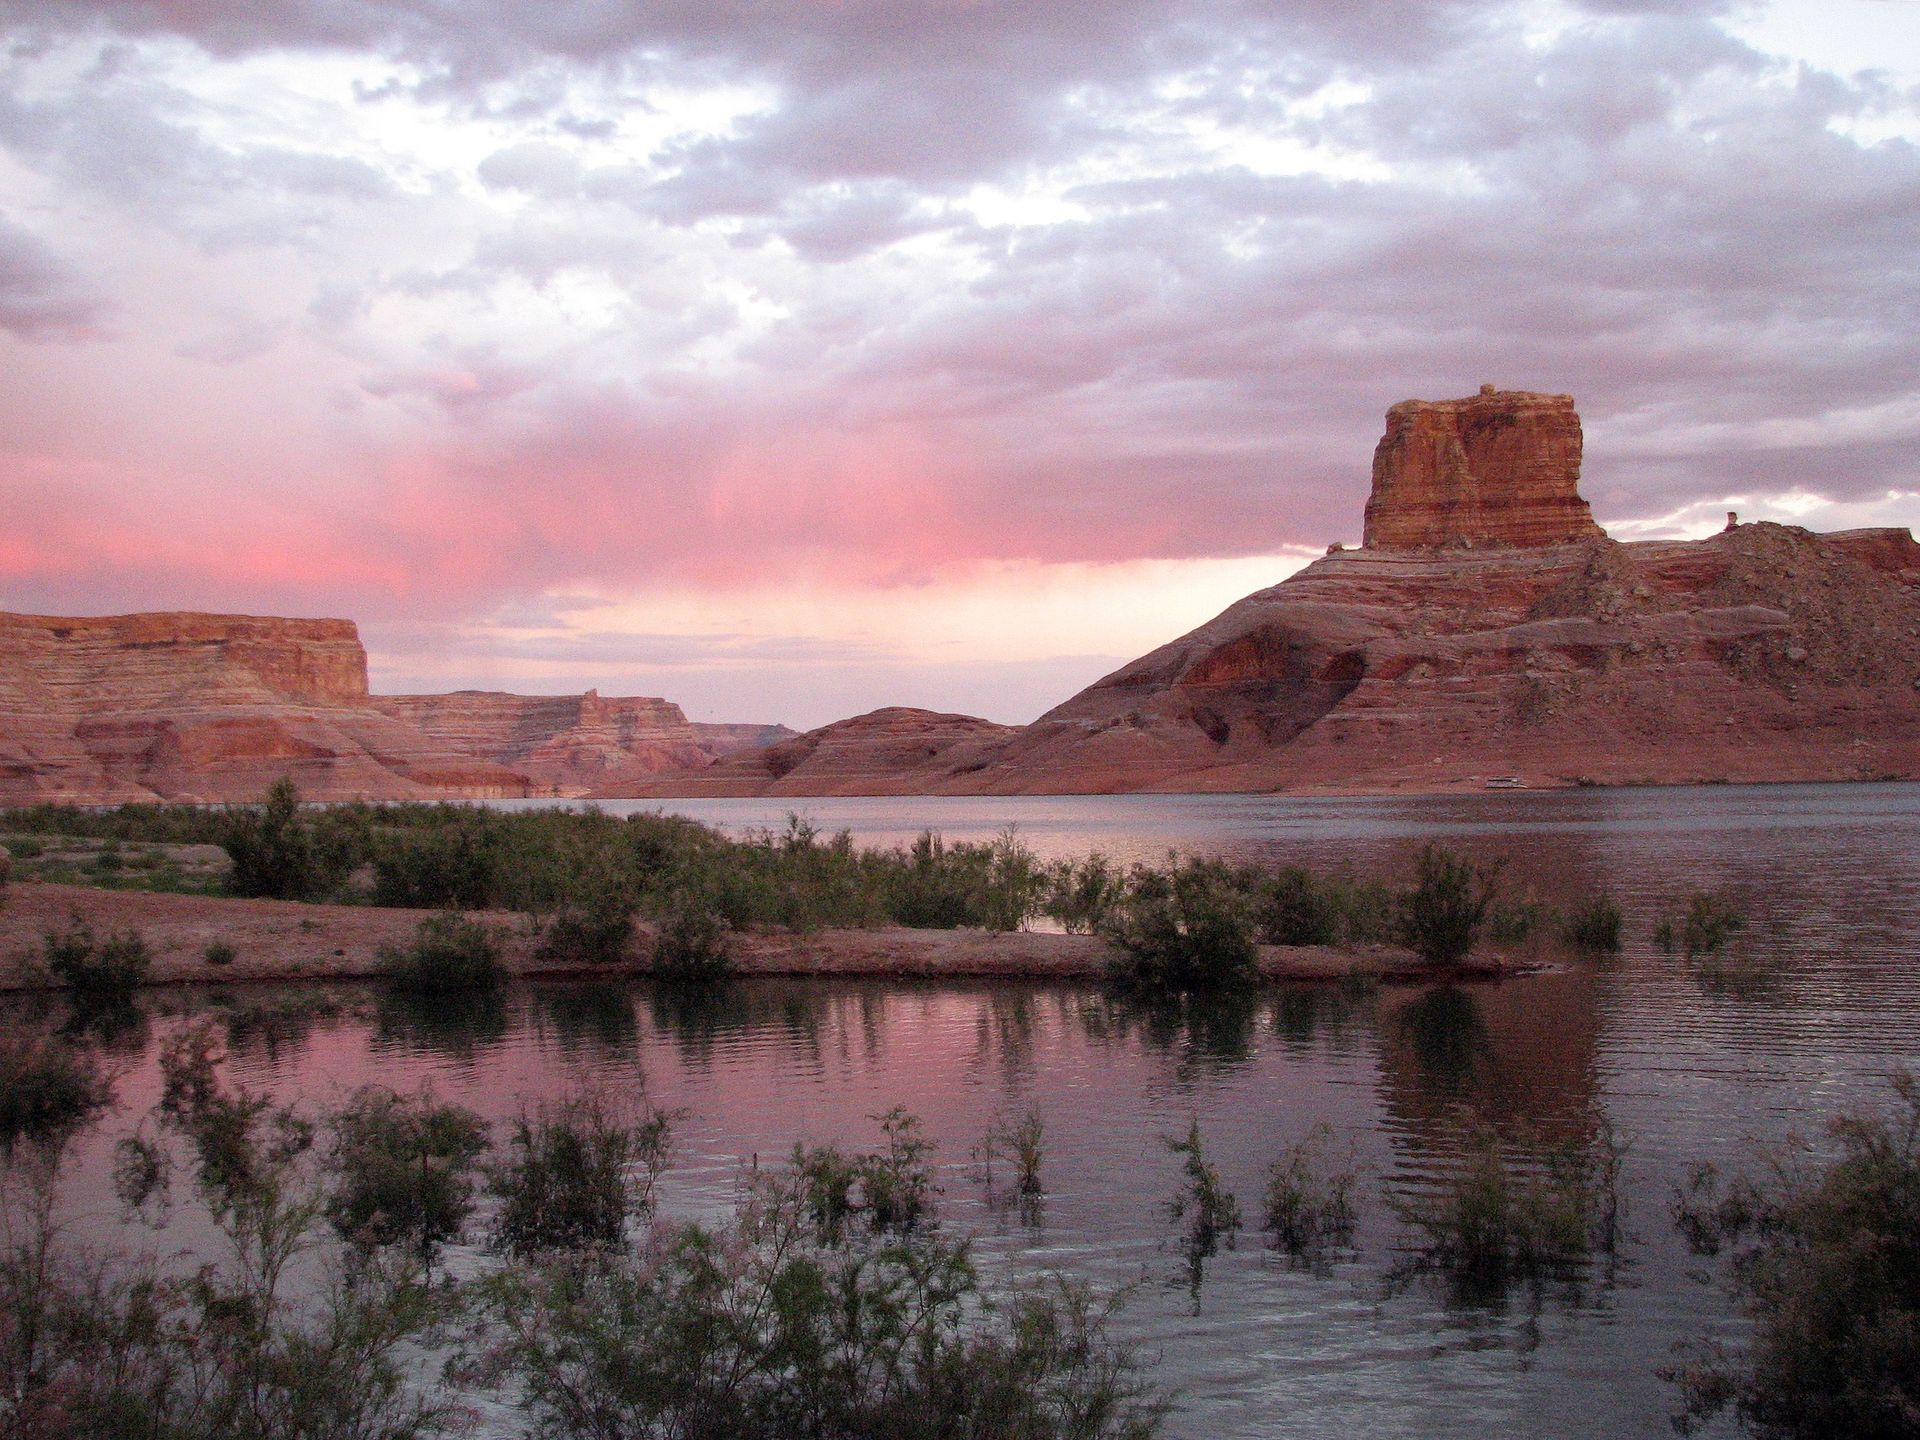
(0, 613, 789, 804)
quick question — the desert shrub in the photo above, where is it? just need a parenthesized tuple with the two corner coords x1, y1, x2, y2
(221, 778, 356, 901)
(0, 1033, 111, 1147)
(1046, 852, 1124, 935)
(203, 939, 237, 966)
(1485, 897, 1552, 945)
(42, 916, 151, 1007)
(370, 819, 498, 909)
(1261, 1123, 1359, 1256)
(1665, 1072, 1920, 1439)
(377, 912, 507, 992)
(475, 1166, 1165, 1440)
(982, 1104, 1047, 1205)
(1103, 860, 1259, 993)
(1562, 894, 1624, 953)
(1165, 1118, 1240, 1303)
(1396, 844, 1499, 967)
(1656, 890, 1748, 958)
(651, 891, 734, 982)
(979, 826, 1047, 932)
(1329, 877, 1397, 945)
(535, 865, 638, 966)
(1392, 1120, 1624, 1288)
(883, 831, 993, 929)
(490, 1090, 672, 1258)
(327, 1085, 488, 1258)
(1254, 866, 1339, 947)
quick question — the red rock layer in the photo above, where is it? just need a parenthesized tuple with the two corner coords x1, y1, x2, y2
(372, 690, 714, 796)
(1362, 387, 1603, 550)
(691, 721, 801, 759)
(605, 707, 1016, 798)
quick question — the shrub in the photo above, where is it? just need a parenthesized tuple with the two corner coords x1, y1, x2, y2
(327, 1086, 488, 1258)
(42, 915, 150, 1006)
(377, 912, 507, 992)
(370, 820, 497, 909)
(1656, 890, 1747, 958)
(221, 778, 354, 901)
(651, 892, 734, 982)
(1046, 852, 1124, 935)
(1254, 866, 1339, 947)
(1485, 897, 1551, 945)
(884, 831, 992, 928)
(1562, 894, 1624, 953)
(980, 826, 1047, 932)
(1396, 844, 1499, 967)
(983, 1104, 1046, 1205)
(476, 1168, 1166, 1440)
(203, 939, 237, 966)
(490, 1090, 672, 1258)
(792, 1106, 940, 1239)
(1165, 1118, 1240, 1301)
(1104, 860, 1259, 993)
(1666, 1072, 1920, 1438)
(0, 1033, 111, 1146)
(1261, 1123, 1359, 1256)
(535, 866, 638, 966)
(1392, 1120, 1624, 1289)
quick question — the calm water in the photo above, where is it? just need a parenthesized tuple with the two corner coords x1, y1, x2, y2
(41, 783, 1920, 1438)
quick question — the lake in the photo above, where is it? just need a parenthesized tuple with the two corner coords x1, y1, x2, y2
(43, 782, 1920, 1438)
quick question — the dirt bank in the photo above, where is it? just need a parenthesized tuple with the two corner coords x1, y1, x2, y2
(0, 881, 1527, 991)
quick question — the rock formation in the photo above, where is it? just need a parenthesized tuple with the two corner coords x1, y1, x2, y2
(0, 613, 786, 804)
(1362, 386, 1603, 549)
(605, 708, 1017, 797)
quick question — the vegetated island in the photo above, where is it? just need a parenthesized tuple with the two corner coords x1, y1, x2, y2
(0, 794, 1579, 994)
(5, 387, 1919, 807)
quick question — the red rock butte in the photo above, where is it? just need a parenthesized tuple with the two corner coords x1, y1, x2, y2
(1362, 386, 1604, 550)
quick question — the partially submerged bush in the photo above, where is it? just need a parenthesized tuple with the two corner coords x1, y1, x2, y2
(982, 1103, 1047, 1206)
(1165, 1118, 1240, 1301)
(1561, 894, 1624, 953)
(0, 1032, 111, 1146)
(1655, 890, 1748, 958)
(378, 912, 507, 992)
(477, 1165, 1166, 1440)
(490, 1090, 672, 1258)
(42, 915, 150, 1006)
(327, 1085, 488, 1258)
(1666, 1072, 1920, 1438)
(1104, 860, 1259, 993)
(1396, 844, 1499, 967)
(792, 1106, 939, 1239)
(1261, 1123, 1359, 1257)
(1392, 1120, 1624, 1290)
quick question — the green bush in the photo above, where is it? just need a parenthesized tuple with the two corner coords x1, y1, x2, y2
(370, 820, 497, 909)
(535, 862, 639, 966)
(42, 915, 151, 1006)
(1045, 852, 1124, 935)
(490, 1091, 672, 1258)
(1254, 866, 1340, 946)
(377, 912, 507, 992)
(327, 1085, 489, 1258)
(1656, 890, 1748, 958)
(203, 939, 237, 966)
(791, 1106, 939, 1239)
(1165, 1118, 1241, 1301)
(1562, 894, 1624, 953)
(1103, 859, 1259, 992)
(1396, 844, 1499, 967)
(221, 778, 355, 901)
(1667, 1072, 1920, 1438)
(0, 1033, 111, 1146)
(651, 892, 734, 982)
(1262, 1123, 1359, 1256)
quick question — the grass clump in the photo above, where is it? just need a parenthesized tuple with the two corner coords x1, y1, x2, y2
(1656, 890, 1748, 958)
(0, 1033, 112, 1147)
(1562, 894, 1624, 953)
(1665, 1072, 1920, 1439)
(327, 1085, 489, 1259)
(1396, 844, 1499, 967)
(1392, 1120, 1625, 1292)
(490, 1089, 672, 1258)
(1261, 1124, 1359, 1257)
(42, 915, 150, 1007)
(1104, 859, 1259, 993)
(378, 912, 507, 992)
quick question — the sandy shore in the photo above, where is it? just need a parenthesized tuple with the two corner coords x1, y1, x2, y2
(0, 881, 1526, 992)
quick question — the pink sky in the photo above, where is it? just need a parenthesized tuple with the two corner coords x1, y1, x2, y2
(3, 0, 1918, 728)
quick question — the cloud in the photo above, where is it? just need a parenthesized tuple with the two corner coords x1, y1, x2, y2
(0, 216, 107, 338)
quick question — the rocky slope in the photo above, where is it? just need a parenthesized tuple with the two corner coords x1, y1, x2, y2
(0, 614, 788, 804)
(619, 386, 1920, 797)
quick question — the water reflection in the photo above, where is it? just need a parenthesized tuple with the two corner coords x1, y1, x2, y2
(374, 988, 509, 1060)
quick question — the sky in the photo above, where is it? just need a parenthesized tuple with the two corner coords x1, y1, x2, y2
(2, 0, 1917, 729)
